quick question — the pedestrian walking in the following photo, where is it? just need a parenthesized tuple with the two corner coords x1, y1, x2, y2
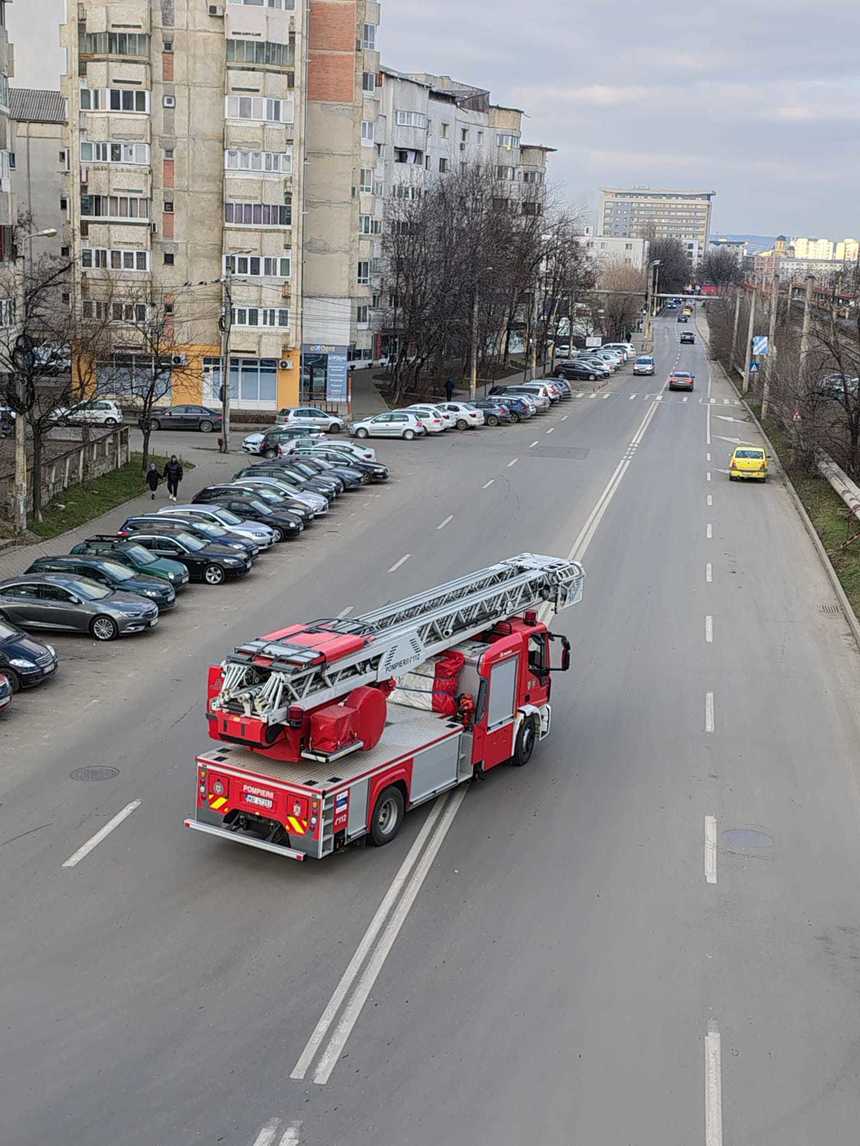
(145, 462, 160, 500)
(163, 455, 183, 502)
(445, 376, 455, 402)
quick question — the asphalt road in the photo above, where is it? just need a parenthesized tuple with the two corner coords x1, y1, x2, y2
(3, 318, 860, 1145)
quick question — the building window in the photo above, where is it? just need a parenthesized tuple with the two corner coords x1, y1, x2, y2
(225, 148, 292, 175)
(79, 31, 149, 57)
(461, 128, 468, 143)
(224, 254, 291, 279)
(80, 195, 150, 221)
(496, 133, 519, 150)
(80, 88, 150, 113)
(81, 247, 150, 271)
(203, 355, 279, 404)
(80, 141, 150, 165)
(496, 166, 515, 181)
(225, 95, 293, 124)
(359, 168, 373, 193)
(362, 72, 377, 94)
(361, 120, 374, 144)
(362, 23, 376, 48)
(356, 304, 369, 325)
(440, 157, 450, 173)
(226, 38, 295, 68)
(394, 110, 427, 129)
(164, 252, 175, 266)
(224, 200, 292, 227)
(477, 131, 484, 144)
(164, 147, 175, 159)
(0, 298, 16, 327)
(357, 260, 370, 285)
(441, 122, 449, 139)
(163, 38, 174, 52)
(164, 200, 174, 213)
(228, 0, 296, 9)
(230, 307, 290, 329)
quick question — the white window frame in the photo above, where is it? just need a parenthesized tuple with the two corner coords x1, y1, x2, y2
(80, 140, 150, 166)
(81, 247, 151, 272)
(361, 120, 374, 144)
(394, 110, 428, 129)
(224, 253, 292, 279)
(224, 200, 293, 228)
(225, 95, 293, 125)
(225, 148, 293, 176)
(357, 260, 370, 285)
(362, 23, 376, 49)
(230, 306, 291, 329)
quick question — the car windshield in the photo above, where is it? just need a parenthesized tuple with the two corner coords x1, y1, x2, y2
(249, 487, 280, 503)
(98, 561, 135, 582)
(0, 620, 19, 639)
(123, 544, 157, 565)
(176, 531, 206, 550)
(212, 508, 242, 524)
(249, 499, 272, 514)
(186, 521, 222, 538)
(69, 579, 111, 601)
(637, 357, 653, 364)
(735, 449, 764, 459)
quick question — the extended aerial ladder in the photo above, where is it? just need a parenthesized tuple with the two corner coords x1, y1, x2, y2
(209, 553, 585, 730)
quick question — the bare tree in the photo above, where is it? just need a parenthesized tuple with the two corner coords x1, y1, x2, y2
(648, 237, 690, 295)
(600, 261, 646, 341)
(702, 248, 744, 291)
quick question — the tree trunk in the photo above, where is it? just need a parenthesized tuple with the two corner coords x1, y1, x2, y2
(30, 424, 43, 522)
(141, 424, 153, 472)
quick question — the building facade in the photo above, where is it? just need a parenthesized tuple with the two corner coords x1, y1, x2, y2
(10, 89, 66, 264)
(598, 187, 714, 268)
(61, 0, 380, 413)
(574, 227, 648, 272)
(0, 1, 14, 269)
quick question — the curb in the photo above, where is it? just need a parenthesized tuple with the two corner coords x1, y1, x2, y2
(702, 325, 860, 654)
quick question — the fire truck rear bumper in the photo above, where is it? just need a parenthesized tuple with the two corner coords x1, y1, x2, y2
(184, 817, 306, 861)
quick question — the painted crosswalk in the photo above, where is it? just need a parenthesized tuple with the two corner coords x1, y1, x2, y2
(571, 390, 743, 407)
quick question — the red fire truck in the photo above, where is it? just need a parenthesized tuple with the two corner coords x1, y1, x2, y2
(185, 553, 585, 861)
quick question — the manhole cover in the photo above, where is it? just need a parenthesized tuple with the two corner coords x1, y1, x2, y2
(819, 603, 841, 615)
(722, 828, 773, 849)
(70, 766, 120, 782)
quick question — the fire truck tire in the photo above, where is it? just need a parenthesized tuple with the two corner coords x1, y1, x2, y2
(512, 716, 538, 767)
(369, 785, 405, 846)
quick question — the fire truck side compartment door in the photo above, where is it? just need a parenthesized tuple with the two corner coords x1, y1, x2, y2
(410, 735, 462, 803)
(482, 653, 520, 770)
(347, 778, 370, 839)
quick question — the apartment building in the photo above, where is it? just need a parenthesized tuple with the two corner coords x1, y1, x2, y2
(0, 0, 14, 273)
(10, 89, 66, 264)
(574, 227, 648, 273)
(61, 0, 379, 413)
(598, 187, 714, 267)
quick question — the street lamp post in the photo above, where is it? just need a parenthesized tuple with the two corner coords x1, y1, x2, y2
(218, 248, 254, 453)
(644, 259, 661, 351)
(12, 228, 57, 534)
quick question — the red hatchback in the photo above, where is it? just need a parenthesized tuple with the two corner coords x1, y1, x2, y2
(668, 371, 695, 391)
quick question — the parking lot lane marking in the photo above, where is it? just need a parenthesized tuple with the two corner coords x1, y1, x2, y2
(707, 494, 713, 506)
(705, 1023, 724, 1146)
(707, 523, 713, 539)
(336, 605, 354, 619)
(707, 472, 712, 482)
(507, 457, 519, 468)
(436, 514, 454, 531)
(280, 1123, 302, 1146)
(706, 404, 712, 446)
(561, 414, 569, 421)
(482, 479, 495, 489)
(705, 615, 714, 643)
(62, 800, 142, 870)
(705, 692, 715, 733)
(705, 816, 718, 884)
(683, 396, 689, 403)
(388, 554, 411, 573)
(312, 787, 468, 1085)
(629, 394, 637, 400)
(546, 426, 555, 433)
(529, 440, 539, 448)
(601, 394, 611, 400)
(706, 451, 711, 462)
(290, 796, 450, 1081)
(252, 1119, 282, 1146)
(706, 562, 713, 583)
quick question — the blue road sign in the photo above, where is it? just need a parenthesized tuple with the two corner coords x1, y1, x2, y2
(750, 361, 760, 374)
(752, 335, 769, 357)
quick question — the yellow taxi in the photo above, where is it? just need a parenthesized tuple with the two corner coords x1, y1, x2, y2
(729, 444, 768, 481)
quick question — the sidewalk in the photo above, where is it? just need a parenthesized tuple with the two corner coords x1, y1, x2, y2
(0, 445, 244, 581)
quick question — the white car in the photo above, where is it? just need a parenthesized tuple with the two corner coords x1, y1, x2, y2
(54, 399, 124, 426)
(158, 504, 276, 549)
(351, 412, 427, 440)
(602, 343, 635, 361)
(405, 405, 447, 433)
(294, 438, 377, 463)
(633, 355, 655, 376)
(438, 401, 485, 429)
(233, 477, 329, 515)
(276, 406, 345, 433)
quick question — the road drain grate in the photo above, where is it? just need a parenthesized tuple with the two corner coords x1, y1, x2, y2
(819, 603, 841, 616)
(70, 766, 120, 782)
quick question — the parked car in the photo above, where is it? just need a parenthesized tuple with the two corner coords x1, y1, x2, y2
(472, 398, 513, 427)
(307, 439, 376, 463)
(667, 371, 695, 391)
(53, 399, 123, 426)
(70, 537, 190, 588)
(191, 487, 307, 537)
(0, 619, 57, 691)
(547, 377, 573, 399)
(680, 331, 695, 344)
(573, 355, 612, 375)
(437, 401, 485, 429)
(817, 373, 860, 401)
(0, 574, 159, 641)
(294, 444, 389, 481)
(234, 462, 339, 501)
(592, 349, 624, 369)
(242, 426, 326, 457)
(403, 405, 447, 434)
(0, 672, 11, 714)
(275, 407, 345, 433)
(252, 458, 350, 495)
(553, 361, 605, 382)
(602, 342, 635, 361)
(145, 404, 223, 433)
(121, 531, 252, 585)
(490, 384, 552, 411)
(157, 504, 277, 549)
(496, 394, 535, 420)
(351, 412, 426, 440)
(424, 404, 459, 430)
(25, 555, 176, 612)
(287, 455, 366, 489)
(232, 476, 330, 516)
(633, 355, 656, 375)
(118, 515, 259, 559)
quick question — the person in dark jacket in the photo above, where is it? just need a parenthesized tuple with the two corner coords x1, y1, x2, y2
(445, 376, 455, 402)
(145, 462, 160, 499)
(163, 455, 183, 502)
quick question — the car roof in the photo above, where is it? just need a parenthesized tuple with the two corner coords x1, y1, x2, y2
(0, 572, 101, 589)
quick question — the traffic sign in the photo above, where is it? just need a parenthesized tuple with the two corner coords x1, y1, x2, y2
(749, 361, 759, 374)
(793, 408, 801, 422)
(752, 335, 769, 356)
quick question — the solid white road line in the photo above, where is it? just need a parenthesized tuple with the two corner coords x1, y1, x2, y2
(62, 800, 141, 869)
(529, 440, 539, 448)
(706, 404, 711, 446)
(388, 553, 411, 573)
(290, 797, 449, 1081)
(482, 479, 495, 489)
(507, 457, 519, 468)
(706, 451, 711, 462)
(705, 1023, 724, 1146)
(546, 425, 555, 433)
(336, 605, 354, 619)
(252, 1119, 283, 1146)
(705, 615, 713, 643)
(707, 494, 713, 506)
(706, 562, 713, 583)
(436, 514, 454, 531)
(706, 523, 713, 539)
(312, 787, 468, 1085)
(705, 692, 715, 733)
(705, 816, 718, 885)
(561, 414, 569, 421)
(707, 472, 712, 482)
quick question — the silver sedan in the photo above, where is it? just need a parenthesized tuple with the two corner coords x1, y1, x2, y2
(0, 574, 160, 642)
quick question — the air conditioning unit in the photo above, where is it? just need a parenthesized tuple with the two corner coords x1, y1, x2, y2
(208, 2, 225, 15)
(163, 95, 176, 109)
(171, 354, 187, 366)
(80, 165, 89, 185)
(279, 359, 292, 370)
(281, 283, 290, 298)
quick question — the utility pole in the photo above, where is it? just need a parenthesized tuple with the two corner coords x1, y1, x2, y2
(469, 279, 479, 401)
(742, 287, 757, 394)
(730, 289, 741, 371)
(799, 273, 815, 374)
(761, 270, 779, 420)
(219, 270, 232, 452)
(13, 253, 27, 533)
(527, 285, 540, 381)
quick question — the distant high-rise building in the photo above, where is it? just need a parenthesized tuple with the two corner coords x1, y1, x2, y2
(10, 89, 67, 264)
(598, 187, 715, 267)
(791, 236, 834, 261)
(834, 238, 859, 262)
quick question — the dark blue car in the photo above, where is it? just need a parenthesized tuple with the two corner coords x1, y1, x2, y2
(0, 618, 58, 691)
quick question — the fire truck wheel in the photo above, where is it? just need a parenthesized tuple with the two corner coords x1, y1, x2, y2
(369, 786, 405, 846)
(512, 716, 538, 767)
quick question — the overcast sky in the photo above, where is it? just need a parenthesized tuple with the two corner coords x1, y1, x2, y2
(12, 0, 859, 237)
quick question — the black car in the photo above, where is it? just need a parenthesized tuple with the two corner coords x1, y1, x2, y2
(25, 555, 176, 612)
(208, 481, 321, 522)
(69, 536, 191, 589)
(0, 618, 58, 691)
(298, 447, 389, 482)
(677, 314, 688, 323)
(290, 456, 366, 488)
(555, 361, 606, 382)
(122, 530, 252, 585)
(117, 515, 258, 560)
(0, 671, 11, 713)
(680, 331, 695, 345)
(233, 464, 337, 503)
(190, 487, 306, 539)
(145, 404, 223, 433)
(472, 398, 513, 426)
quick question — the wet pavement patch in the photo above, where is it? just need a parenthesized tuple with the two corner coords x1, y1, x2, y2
(722, 828, 773, 849)
(70, 766, 120, 781)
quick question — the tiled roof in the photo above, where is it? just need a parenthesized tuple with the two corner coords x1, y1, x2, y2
(9, 89, 67, 125)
